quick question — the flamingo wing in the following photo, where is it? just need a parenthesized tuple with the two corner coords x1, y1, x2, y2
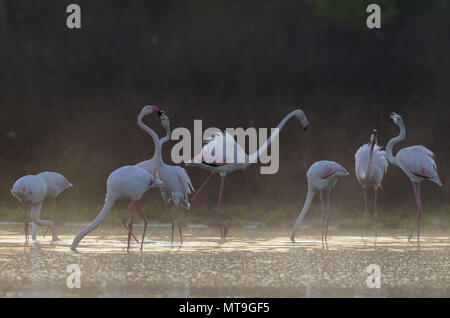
(191, 131, 247, 166)
(397, 146, 441, 185)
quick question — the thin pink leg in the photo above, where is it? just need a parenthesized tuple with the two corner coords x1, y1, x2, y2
(192, 173, 228, 237)
(133, 201, 148, 251)
(122, 201, 139, 243)
(127, 202, 135, 252)
(361, 188, 369, 237)
(373, 188, 378, 240)
(408, 182, 420, 241)
(416, 183, 422, 242)
(166, 205, 175, 244)
(319, 190, 325, 243)
(24, 203, 29, 244)
(217, 176, 226, 242)
(325, 190, 331, 242)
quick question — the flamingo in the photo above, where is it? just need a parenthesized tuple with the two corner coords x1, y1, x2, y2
(11, 175, 60, 243)
(354, 129, 388, 237)
(31, 172, 73, 240)
(187, 109, 309, 241)
(290, 161, 349, 243)
(136, 109, 194, 244)
(71, 107, 164, 252)
(387, 112, 442, 241)
(70, 166, 162, 251)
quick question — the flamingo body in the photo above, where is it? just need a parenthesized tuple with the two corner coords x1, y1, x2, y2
(355, 143, 387, 188)
(36, 172, 73, 197)
(11, 175, 47, 204)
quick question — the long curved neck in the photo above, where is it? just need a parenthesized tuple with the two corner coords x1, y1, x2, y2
(248, 110, 301, 164)
(137, 113, 162, 168)
(71, 196, 115, 251)
(159, 124, 171, 147)
(386, 121, 406, 167)
(290, 184, 316, 241)
(364, 143, 375, 179)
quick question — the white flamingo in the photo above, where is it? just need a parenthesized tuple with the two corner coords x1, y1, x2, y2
(387, 112, 442, 241)
(71, 166, 162, 251)
(71, 107, 164, 251)
(354, 129, 388, 237)
(31, 172, 73, 240)
(290, 161, 349, 243)
(11, 175, 59, 242)
(136, 109, 194, 244)
(187, 109, 309, 241)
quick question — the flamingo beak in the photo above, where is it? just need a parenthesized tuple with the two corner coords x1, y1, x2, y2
(300, 117, 309, 131)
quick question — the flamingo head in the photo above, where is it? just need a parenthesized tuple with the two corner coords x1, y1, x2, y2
(140, 105, 162, 116)
(149, 176, 163, 188)
(294, 110, 309, 131)
(159, 110, 170, 130)
(370, 129, 378, 145)
(389, 112, 403, 125)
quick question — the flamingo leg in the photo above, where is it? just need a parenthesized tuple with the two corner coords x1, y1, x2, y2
(325, 190, 331, 242)
(191, 173, 229, 238)
(166, 205, 175, 244)
(24, 203, 29, 244)
(217, 175, 226, 242)
(122, 201, 140, 243)
(361, 188, 369, 237)
(177, 206, 183, 245)
(319, 190, 325, 243)
(373, 187, 378, 240)
(127, 202, 135, 252)
(408, 181, 421, 241)
(416, 183, 422, 242)
(133, 201, 148, 251)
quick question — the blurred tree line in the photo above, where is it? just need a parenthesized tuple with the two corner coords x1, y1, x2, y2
(0, 0, 449, 219)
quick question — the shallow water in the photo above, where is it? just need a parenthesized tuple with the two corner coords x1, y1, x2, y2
(0, 224, 449, 297)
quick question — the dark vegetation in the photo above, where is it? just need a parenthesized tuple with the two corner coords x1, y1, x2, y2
(0, 1, 449, 223)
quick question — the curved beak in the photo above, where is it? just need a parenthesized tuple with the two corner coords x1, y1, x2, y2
(300, 117, 309, 131)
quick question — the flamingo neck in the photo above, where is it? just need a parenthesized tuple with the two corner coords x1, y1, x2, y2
(137, 112, 163, 168)
(71, 196, 115, 251)
(364, 143, 375, 179)
(386, 120, 406, 167)
(290, 183, 316, 241)
(248, 110, 301, 164)
(159, 123, 171, 147)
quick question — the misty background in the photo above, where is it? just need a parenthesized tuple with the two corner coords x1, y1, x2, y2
(0, 0, 449, 225)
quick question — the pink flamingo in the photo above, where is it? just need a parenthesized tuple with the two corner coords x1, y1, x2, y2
(32, 171, 73, 240)
(187, 109, 309, 241)
(71, 166, 162, 251)
(290, 161, 349, 243)
(387, 113, 442, 241)
(11, 175, 60, 243)
(354, 129, 388, 237)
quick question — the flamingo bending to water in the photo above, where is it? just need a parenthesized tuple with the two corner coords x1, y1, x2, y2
(187, 109, 309, 241)
(290, 161, 349, 243)
(11, 175, 59, 242)
(387, 113, 442, 241)
(70, 166, 162, 251)
(32, 171, 72, 240)
(136, 108, 194, 244)
(354, 129, 388, 237)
